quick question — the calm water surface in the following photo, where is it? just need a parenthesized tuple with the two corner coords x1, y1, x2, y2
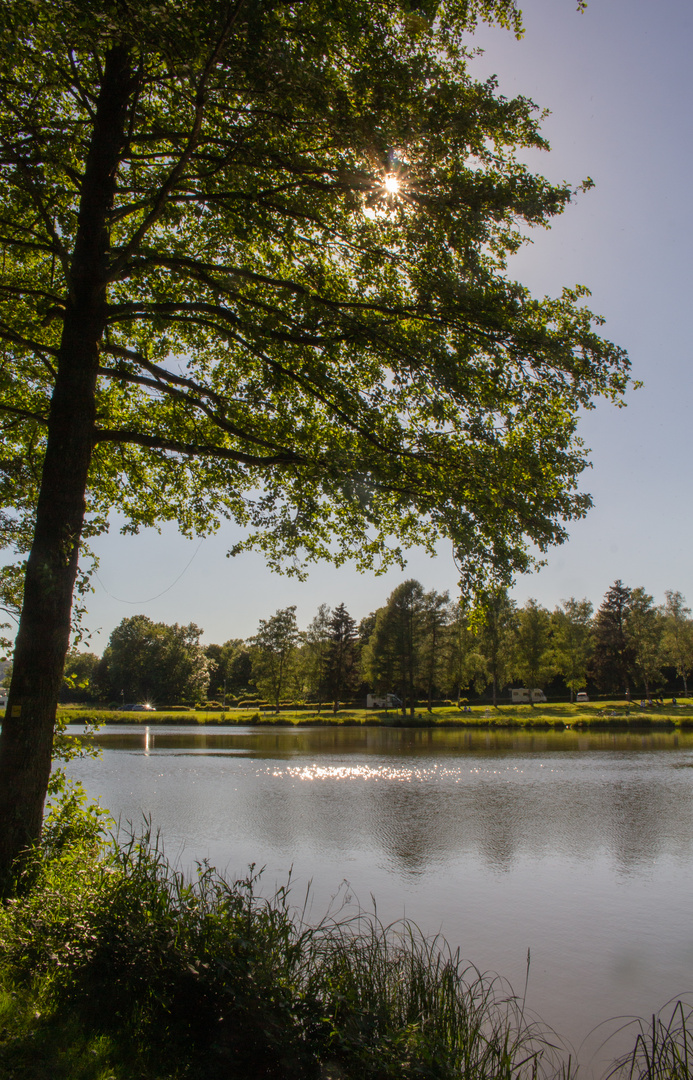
(66, 725, 693, 1072)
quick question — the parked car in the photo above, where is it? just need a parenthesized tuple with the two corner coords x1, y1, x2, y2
(576, 692, 589, 703)
(119, 702, 155, 711)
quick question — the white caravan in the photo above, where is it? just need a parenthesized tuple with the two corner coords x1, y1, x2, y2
(511, 688, 547, 704)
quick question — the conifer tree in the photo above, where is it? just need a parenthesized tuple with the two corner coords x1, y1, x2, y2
(324, 604, 359, 714)
(591, 581, 634, 696)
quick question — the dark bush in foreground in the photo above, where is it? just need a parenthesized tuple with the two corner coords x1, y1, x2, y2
(0, 800, 569, 1080)
(1, 797, 691, 1080)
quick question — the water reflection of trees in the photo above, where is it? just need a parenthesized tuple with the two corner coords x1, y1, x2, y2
(82, 728, 693, 875)
(607, 779, 673, 874)
(281, 761, 693, 876)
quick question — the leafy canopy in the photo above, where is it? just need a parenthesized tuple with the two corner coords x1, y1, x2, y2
(0, 0, 629, 591)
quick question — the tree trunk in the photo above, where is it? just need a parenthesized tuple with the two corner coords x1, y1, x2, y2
(0, 47, 131, 884)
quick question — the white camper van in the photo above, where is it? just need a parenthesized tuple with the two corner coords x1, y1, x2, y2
(366, 693, 402, 709)
(511, 688, 547, 704)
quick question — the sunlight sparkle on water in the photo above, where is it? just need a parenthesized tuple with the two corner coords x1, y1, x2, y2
(272, 763, 526, 783)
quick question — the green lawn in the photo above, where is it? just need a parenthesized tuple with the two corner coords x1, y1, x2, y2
(57, 699, 693, 728)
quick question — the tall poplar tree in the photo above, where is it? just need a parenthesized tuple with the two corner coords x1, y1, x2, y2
(626, 588, 663, 698)
(513, 598, 553, 703)
(551, 597, 593, 701)
(475, 588, 517, 706)
(0, 0, 630, 874)
(661, 590, 693, 697)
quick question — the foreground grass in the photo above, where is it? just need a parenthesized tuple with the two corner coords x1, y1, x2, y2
(1, 806, 570, 1080)
(2, 801, 692, 1080)
(58, 700, 693, 729)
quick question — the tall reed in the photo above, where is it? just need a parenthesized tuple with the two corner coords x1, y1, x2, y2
(1, 797, 689, 1080)
(606, 1001, 693, 1080)
(0, 802, 568, 1079)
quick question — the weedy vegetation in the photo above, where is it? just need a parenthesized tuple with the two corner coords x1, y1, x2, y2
(1, 788, 690, 1079)
(0, 787, 567, 1080)
(606, 1002, 693, 1080)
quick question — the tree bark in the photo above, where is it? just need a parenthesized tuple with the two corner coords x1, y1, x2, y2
(0, 47, 132, 884)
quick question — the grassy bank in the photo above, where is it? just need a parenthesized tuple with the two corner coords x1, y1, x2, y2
(0, 805, 561, 1080)
(1, 802, 691, 1080)
(57, 700, 693, 730)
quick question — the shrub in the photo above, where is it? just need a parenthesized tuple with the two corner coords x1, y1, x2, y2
(1, 819, 568, 1080)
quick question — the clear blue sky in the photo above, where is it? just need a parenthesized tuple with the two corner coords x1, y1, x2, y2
(83, 0, 693, 651)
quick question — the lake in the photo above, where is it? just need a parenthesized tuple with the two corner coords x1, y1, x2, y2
(65, 724, 693, 1074)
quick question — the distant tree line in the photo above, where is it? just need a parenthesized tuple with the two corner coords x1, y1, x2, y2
(45, 581, 693, 710)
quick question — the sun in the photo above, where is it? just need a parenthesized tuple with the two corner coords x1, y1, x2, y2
(363, 169, 405, 218)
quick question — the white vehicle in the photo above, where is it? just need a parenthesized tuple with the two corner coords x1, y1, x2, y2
(367, 693, 402, 709)
(576, 691, 589, 703)
(511, 687, 547, 704)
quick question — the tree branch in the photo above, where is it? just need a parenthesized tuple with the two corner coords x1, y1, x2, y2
(107, 301, 336, 347)
(92, 427, 309, 467)
(106, 0, 246, 281)
(0, 402, 49, 424)
(0, 323, 60, 362)
(12, 162, 71, 278)
(97, 358, 304, 455)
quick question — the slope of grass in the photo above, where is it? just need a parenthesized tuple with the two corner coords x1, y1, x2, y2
(57, 700, 693, 729)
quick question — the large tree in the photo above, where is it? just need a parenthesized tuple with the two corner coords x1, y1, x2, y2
(591, 581, 634, 696)
(248, 605, 300, 710)
(0, 0, 629, 874)
(97, 615, 210, 704)
(363, 579, 427, 715)
(513, 598, 553, 703)
(474, 587, 517, 706)
(625, 587, 664, 698)
(441, 601, 487, 704)
(661, 590, 693, 697)
(204, 638, 254, 702)
(419, 588, 450, 710)
(551, 596, 593, 701)
(324, 603, 359, 714)
(301, 603, 332, 711)
(60, 648, 101, 704)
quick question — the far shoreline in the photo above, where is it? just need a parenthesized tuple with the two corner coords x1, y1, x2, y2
(50, 699, 693, 731)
